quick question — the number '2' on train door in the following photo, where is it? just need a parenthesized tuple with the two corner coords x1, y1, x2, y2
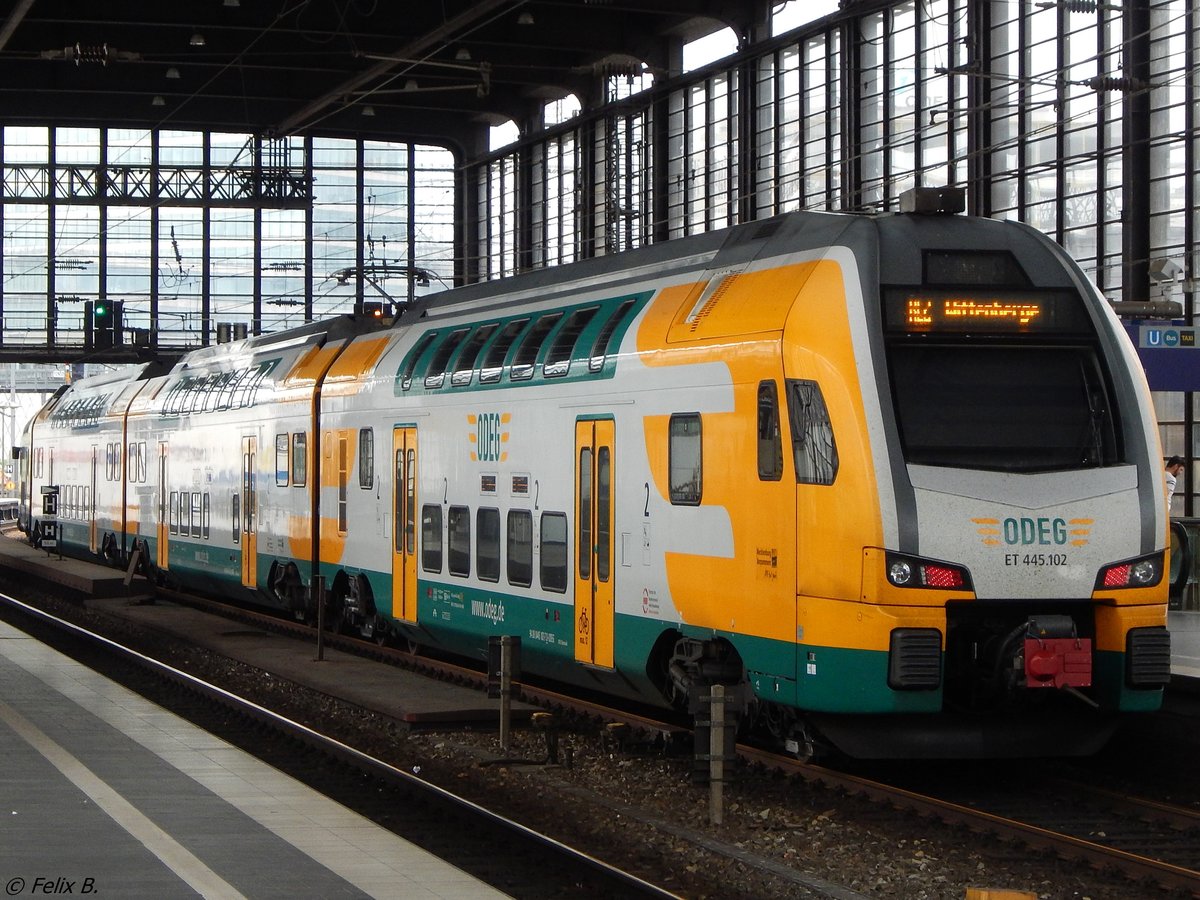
(574, 419, 614, 669)
(392, 427, 418, 623)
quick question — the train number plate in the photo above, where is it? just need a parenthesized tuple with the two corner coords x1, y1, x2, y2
(1003, 553, 1068, 567)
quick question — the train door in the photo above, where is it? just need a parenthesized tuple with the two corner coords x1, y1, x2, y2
(241, 435, 257, 588)
(88, 445, 98, 553)
(156, 442, 169, 571)
(391, 427, 418, 622)
(574, 419, 615, 669)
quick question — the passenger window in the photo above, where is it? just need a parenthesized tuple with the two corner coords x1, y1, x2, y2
(787, 379, 838, 485)
(544, 307, 598, 377)
(589, 299, 637, 371)
(477, 507, 501, 582)
(169, 490, 178, 534)
(757, 381, 783, 481)
(291, 433, 307, 486)
(669, 413, 702, 505)
(510, 312, 562, 380)
(424, 328, 470, 389)
(578, 447, 592, 580)
(480, 318, 530, 384)
(448, 505, 471, 576)
(218, 370, 242, 410)
(358, 428, 375, 489)
(421, 504, 443, 572)
(203, 372, 223, 412)
(451, 323, 499, 387)
(540, 512, 568, 592)
(275, 433, 289, 486)
(597, 446, 611, 582)
(243, 365, 272, 408)
(338, 437, 349, 532)
(507, 509, 533, 587)
(217, 372, 239, 410)
(232, 494, 240, 543)
(400, 331, 438, 391)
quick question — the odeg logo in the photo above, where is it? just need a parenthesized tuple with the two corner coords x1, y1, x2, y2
(468, 412, 509, 463)
(974, 515, 1091, 550)
(1002, 517, 1067, 546)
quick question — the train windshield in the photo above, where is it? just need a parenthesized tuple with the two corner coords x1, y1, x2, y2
(888, 343, 1118, 473)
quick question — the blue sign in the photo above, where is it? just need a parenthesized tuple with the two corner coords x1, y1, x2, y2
(1129, 324, 1200, 390)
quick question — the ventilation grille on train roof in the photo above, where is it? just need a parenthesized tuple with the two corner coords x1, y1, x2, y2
(685, 272, 741, 333)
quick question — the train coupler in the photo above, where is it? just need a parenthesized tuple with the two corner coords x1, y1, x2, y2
(1022, 615, 1092, 690)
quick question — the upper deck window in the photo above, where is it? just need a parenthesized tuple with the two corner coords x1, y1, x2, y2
(511, 313, 563, 381)
(480, 318, 530, 384)
(544, 306, 598, 377)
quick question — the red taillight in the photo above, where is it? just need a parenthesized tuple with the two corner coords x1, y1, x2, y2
(1102, 564, 1130, 587)
(922, 564, 964, 588)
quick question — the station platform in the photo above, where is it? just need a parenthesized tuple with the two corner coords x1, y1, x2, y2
(0, 616, 508, 900)
(0, 531, 142, 598)
(0, 533, 534, 727)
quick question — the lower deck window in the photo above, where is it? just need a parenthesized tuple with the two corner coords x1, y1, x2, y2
(477, 507, 500, 582)
(507, 509, 533, 587)
(448, 505, 470, 576)
(540, 512, 568, 592)
(421, 504, 442, 572)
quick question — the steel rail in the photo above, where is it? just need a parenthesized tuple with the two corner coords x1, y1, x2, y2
(737, 746, 1200, 894)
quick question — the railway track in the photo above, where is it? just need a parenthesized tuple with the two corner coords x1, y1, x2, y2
(0, 593, 677, 900)
(749, 753, 1200, 895)
(6, 580, 1198, 897)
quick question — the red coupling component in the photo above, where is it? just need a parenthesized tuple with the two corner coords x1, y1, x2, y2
(1024, 637, 1092, 688)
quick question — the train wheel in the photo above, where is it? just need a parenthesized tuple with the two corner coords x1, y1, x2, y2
(789, 725, 817, 762)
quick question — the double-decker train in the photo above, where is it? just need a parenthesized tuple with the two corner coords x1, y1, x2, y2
(17, 191, 1172, 757)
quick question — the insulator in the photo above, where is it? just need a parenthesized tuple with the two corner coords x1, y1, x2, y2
(1084, 75, 1145, 93)
(1064, 0, 1097, 11)
(70, 42, 111, 66)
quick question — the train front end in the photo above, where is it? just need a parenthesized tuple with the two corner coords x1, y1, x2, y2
(806, 207, 1170, 758)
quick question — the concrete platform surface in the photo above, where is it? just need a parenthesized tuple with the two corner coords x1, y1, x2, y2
(0, 616, 509, 899)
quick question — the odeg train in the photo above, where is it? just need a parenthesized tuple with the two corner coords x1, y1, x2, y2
(17, 189, 1171, 758)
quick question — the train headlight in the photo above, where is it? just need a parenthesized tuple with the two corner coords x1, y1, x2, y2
(1095, 552, 1163, 590)
(1131, 559, 1159, 585)
(885, 552, 971, 590)
(888, 559, 914, 586)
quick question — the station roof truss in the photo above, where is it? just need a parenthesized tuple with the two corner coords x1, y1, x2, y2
(0, 0, 755, 155)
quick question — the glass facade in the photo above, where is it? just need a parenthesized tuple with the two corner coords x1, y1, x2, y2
(469, 0, 1199, 512)
(0, 127, 454, 350)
